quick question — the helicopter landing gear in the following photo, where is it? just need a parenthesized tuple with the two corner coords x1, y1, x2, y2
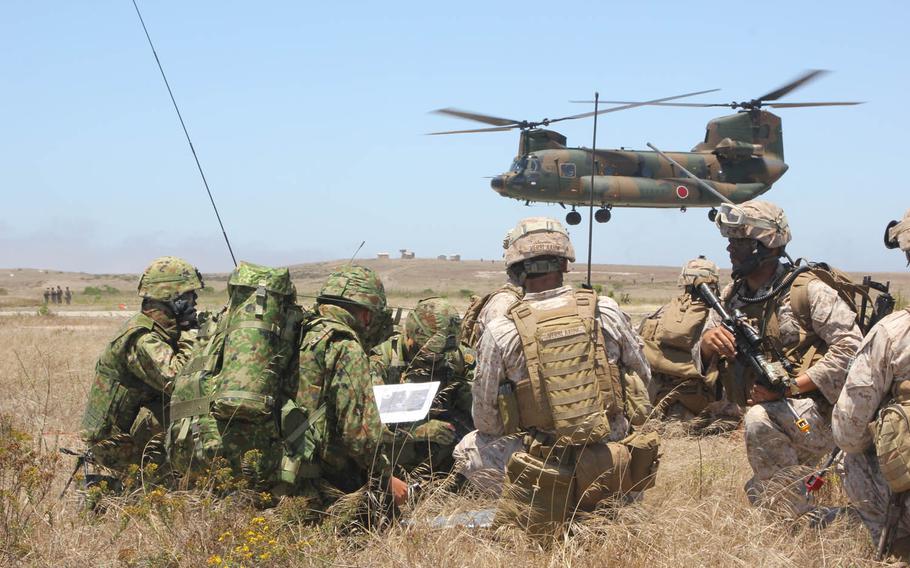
(566, 210, 582, 225)
(594, 208, 612, 223)
(708, 208, 718, 222)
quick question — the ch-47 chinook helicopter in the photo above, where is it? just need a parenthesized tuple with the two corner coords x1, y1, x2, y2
(429, 70, 861, 226)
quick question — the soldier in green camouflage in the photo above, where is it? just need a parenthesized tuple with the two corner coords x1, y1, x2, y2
(80, 256, 203, 480)
(295, 266, 407, 515)
(370, 297, 475, 475)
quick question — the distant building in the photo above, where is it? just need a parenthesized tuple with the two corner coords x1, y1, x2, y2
(376, 252, 390, 260)
(437, 254, 447, 261)
(448, 254, 461, 262)
(399, 249, 415, 260)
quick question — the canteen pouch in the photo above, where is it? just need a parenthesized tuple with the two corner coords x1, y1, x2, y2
(875, 402, 910, 493)
(574, 442, 632, 510)
(621, 431, 660, 491)
(495, 450, 575, 535)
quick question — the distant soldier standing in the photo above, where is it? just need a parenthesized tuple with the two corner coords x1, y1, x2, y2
(80, 256, 203, 480)
(833, 208, 910, 558)
(56, 285, 63, 304)
(455, 217, 656, 516)
(43, 288, 50, 304)
(696, 200, 861, 519)
(50, 287, 58, 304)
(371, 297, 475, 475)
(64, 286, 72, 305)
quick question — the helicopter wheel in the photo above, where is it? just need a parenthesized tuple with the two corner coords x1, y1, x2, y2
(708, 208, 718, 222)
(594, 208, 611, 223)
(566, 210, 582, 225)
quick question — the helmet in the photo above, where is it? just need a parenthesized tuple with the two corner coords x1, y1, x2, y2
(715, 200, 791, 248)
(137, 256, 204, 301)
(502, 217, 575, 268)
(677, 256, 719, 287)
(405, 297, 461, 356)
(885, 208, 910, 265)
(318, 265, 387, 313)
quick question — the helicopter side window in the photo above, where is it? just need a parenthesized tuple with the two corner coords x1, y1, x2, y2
(527, 157, 540, 172)
(559, 163, 576, 178)
(511, 157, 528, 173)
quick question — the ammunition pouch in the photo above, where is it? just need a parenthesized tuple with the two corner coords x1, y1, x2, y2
(497, 383, 521, 435)
(875, 399, 910, 493)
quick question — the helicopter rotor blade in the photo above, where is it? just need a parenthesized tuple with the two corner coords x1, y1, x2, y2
(426, 125, 518, 135)
(431, 108, 521, 127)
(757, 69, 828, 102)
(765, 101, 864, 108)
(551, 88, 720, 123)
(570, 100, 730, 107)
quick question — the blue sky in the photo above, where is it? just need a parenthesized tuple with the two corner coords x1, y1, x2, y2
(1, 0, 907, 273)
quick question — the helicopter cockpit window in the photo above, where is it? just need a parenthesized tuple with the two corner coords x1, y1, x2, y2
(511, 157, 528, 173)
(559, 163, 576, 178)
(527, 157, 540, 172)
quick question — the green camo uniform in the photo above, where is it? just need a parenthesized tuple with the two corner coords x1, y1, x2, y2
(370, 334, 475, 474)
(81, 255, 203, 478)
(81, 308, 195, 474)
(296, 303, 392, 503)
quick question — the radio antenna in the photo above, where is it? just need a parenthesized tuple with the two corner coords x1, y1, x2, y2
(130, 0, 237, 266)
(349, 241, 366, 264)
(585, 92, 600, 288)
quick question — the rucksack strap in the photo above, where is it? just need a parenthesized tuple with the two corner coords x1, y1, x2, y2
(169, 396, 214, 422)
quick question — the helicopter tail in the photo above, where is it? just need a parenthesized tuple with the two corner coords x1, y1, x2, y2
(696, 110, 784, 160)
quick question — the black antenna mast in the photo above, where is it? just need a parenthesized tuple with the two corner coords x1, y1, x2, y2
(130, 0, 237, 267)
(585, 92, 600, 288)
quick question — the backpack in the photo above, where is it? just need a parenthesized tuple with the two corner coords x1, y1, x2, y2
(460, 283, 522, 347)
(166, 261, 313, 488)
(789, 261, 894, 335)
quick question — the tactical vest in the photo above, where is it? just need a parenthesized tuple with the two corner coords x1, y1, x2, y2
(461, 283, 523, 348)
(81, 313, 161, 443)
(639, 291, 709, 381)
(718, 272, 826, 406)
(874, 310, 910, 493)
(508, 289, 623, 445)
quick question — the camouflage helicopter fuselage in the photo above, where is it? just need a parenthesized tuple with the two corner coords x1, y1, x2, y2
(490, 110, 788, 208)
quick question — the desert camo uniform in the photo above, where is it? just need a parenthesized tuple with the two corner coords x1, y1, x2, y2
(80, 256, 202, 476)
(694, 200, 861, 514)
(295, 266, 394, 509)
(454, 217, 650, 495)
(833, 208, 910, 548)
(370, 297, 475, 474)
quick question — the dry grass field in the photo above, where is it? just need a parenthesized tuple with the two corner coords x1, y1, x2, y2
(1, 260, 907, 567)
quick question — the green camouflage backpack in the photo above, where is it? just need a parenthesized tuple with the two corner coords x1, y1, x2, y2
(166, 262, 312, 489)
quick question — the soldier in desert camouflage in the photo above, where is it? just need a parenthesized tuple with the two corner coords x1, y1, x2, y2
(833, 208, 910, 557)
(696, 200, 861, 519)
(80, 256, 203, 480)
(371, 296, 475, 475)
(454, 217, 652, 498)
(295, 266, 407, 515)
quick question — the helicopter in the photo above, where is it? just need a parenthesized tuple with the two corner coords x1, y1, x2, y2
(429, 70, 861, 226)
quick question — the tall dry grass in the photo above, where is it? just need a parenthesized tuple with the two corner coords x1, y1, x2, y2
(0, 315, 888, 567)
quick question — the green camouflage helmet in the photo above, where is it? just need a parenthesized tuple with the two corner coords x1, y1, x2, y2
(318, 265, 387, 312)
(405, 297, 461, 355)
(137, 256, 204, 301)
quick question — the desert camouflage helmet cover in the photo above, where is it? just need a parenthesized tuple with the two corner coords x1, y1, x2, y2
(502, 216, 576, 267)
(677, 255, 719, 287)
(318, 265, 387, 312)
(137, 256, 204, 301)
(886, 208, 910, 252)
(405, 297, 461, 355)
(715, 200, 791, 248)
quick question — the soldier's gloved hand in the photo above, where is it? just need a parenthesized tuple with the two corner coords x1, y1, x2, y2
(411, 420, 456, 446)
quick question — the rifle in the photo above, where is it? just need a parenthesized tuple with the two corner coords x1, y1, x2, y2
(878, 492, 906, 560)
(696, 283, 810, 436)
(59, 448, 92, 498)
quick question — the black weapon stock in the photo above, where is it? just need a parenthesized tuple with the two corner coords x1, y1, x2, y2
(696, 283, 789, 393)
(695, 283, 810, 435)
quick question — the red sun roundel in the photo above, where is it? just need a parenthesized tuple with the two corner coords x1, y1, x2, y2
(675, 185, 689, 199)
